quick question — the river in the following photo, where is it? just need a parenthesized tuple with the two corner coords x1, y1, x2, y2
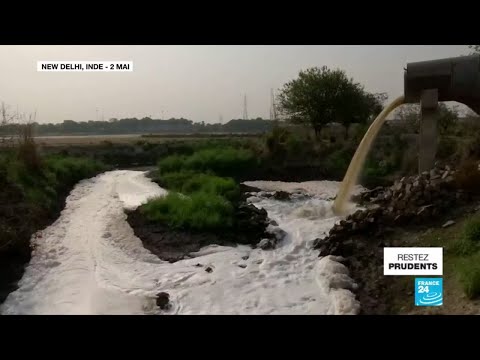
(1, 170, 360, 315)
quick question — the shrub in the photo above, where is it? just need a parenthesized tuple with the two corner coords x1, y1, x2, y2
(437, 137, 458, 159)
(457, 253, 480, 299)
(158, 170, 200, 191)
(323, 148, 352, 178)
(141, 192, 234, 230)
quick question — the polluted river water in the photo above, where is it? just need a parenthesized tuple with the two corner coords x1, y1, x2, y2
(1, 171, 363, 315)
(1, 97, 406, 314)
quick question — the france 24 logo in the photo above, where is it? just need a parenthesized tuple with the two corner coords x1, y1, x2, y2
(415, 278, 443, 306)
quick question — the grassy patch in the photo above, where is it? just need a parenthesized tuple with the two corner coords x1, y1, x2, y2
(450, 216, 480, 256)
(2, 153, 105, 210)
(140, 192, 234, 230)
(158, 146, 257, 178)
(157, 171, 240, 202)
(456, 253, 480, 299)
(386, 210, 480, 314)
(147, 144, 252, 231)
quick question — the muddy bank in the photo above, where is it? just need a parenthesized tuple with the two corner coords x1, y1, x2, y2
(127, 200, 277, 263)
(0, 184, 71, 304)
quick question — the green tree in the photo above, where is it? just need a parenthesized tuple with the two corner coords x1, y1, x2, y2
(395, 102, 458, 135)
(277, 66, 385, 139)
(437, 103, 459, 135)
(468, 45, 480, 54)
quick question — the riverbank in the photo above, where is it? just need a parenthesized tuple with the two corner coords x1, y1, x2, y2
(315, 164, 480, 314)
(0, 154, 106, 304)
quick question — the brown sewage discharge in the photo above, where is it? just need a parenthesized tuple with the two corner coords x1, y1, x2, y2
(333, 95, 405, 215)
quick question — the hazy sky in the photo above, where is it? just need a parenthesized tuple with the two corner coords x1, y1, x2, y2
(0, 45, 470, 124)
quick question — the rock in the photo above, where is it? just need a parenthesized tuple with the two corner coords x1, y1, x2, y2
(384, 189, 392, 200)
(352, 210, 365, 221)
(396, 200, 406, 210)
(273, 191, 290, 201)
(268, 226, 287, 241)
(442, 220, 455, 228)
(445, 165, 451, 171)
(258, 238, 275, 250)
(194, 263, 203, 267)
(405, 184, 412, 195)
(269, 219, 278, 226)
(102, 232, 112, 238)
(393, 181, 403, 191)
(413, 180, 420, 188)
(205, 266, 213, 273)
(256, 259, 264, 265)
(417, 204, 434, 216)
(422, 171, 429, 177)
(241, 255, 249, 261)
(238, 264, 247, 269)
(156, 292, 171, 310)
(334, 225, 344, 232)
(312, 238, 324, 248)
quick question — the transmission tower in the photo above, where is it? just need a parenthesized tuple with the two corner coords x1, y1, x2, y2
(270, 88, 277, 120)
(243, 94, 248, 120)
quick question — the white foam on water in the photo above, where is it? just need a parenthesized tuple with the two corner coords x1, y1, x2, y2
(1, 171, 359, 315)
(244, 180, 364, 199)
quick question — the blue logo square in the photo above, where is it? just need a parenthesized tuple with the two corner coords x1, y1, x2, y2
(415, 278, 443, 306)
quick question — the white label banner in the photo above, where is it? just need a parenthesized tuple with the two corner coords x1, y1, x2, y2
(37, 61, 133, 72)
(384, 247, 443, 275)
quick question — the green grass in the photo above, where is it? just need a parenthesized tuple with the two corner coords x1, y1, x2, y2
(450, 216, 480, 256)
(140, 192, 234, 230)
(44, 155, 105, 187)
(158, 171, 240, 201)
(457, 253, 480, 299)
(2, 153, 105, 210)
(146, 144, 252, 231)
(158, 146, 257, 178)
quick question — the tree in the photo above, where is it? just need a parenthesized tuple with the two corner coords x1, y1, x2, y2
(395, 104, 420, 133)
(468, 45, 480, 54)
(437, 103, 458, 135)
(394, 102, 458, 135)
(277, 66, 385, 139)
(1, 102, 17, 147)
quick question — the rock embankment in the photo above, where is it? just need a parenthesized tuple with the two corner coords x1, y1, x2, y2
(316, 165, 464, 254)
(313, 165, 478, 314)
